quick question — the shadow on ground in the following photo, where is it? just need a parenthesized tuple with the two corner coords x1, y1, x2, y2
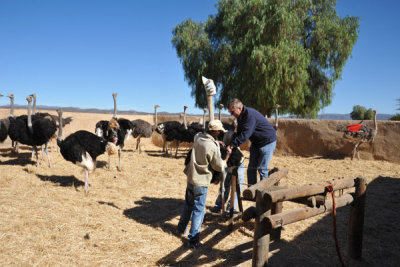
(123, 196, 253, 266)
(35, 173, 84, 188)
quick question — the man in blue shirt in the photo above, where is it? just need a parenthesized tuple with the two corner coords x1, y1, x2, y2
(228, 98, 277, 185)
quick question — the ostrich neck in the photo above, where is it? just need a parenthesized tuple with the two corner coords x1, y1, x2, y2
(57, 112, 63, 141)
(219, 109, 221, 121)
(154, 108, 158, 126)
(9, 98, 14, 117)
(183, 110, 187, 129)
(203, 113, 206, 130)
(27, 101, 33, 133)
(32, 96, 36, 115)
(113, 95, 117, 119)
(275, 108, 279, 128)
(374, 113, 377, 133)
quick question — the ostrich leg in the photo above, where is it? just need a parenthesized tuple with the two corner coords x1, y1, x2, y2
(33, 146, 40, 166)
(352, 141, 361, 160)
(84, 169, 89, 195)
(118, 147, 122, 172)
(44, 144, 52, 168)
(175, 140, 180, 158)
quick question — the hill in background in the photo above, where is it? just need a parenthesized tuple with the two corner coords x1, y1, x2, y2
(1, 104, 394, 120)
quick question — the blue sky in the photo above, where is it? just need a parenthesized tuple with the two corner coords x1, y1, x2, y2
(0, 0, 399, 116)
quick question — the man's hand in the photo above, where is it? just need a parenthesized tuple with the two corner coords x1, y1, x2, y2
(217, 140, 225, 148)
(225, 145, 232, 162)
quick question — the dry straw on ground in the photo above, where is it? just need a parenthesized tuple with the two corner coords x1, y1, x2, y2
(0, 108, 399, 266)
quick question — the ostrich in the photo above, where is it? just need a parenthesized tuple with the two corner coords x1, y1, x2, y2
(95, 93, 134, 171)
(274, 104, 280, 130)
(56, 108, 117, 195)
(8, 95, 57, 167)
(29, 93, 73, 153)
(130, 104, 159, 153)
(336, 110, 378, 160)
(155, 120, 184, 156)
(0, 94, 13, 143)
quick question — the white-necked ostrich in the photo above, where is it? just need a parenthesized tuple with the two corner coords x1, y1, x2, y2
(56, 108, 117, 195)
(95, 93, 134, 171)
(130, 104, 159, 153)
(336, 109, 378, 160)
(8, 95, 57, 167)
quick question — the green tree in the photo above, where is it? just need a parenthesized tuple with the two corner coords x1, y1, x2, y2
(389, 98, 400, 121)
(350, 105, 374, 120)
(172, 0, 359, 117)
(350, 105, 366, 120)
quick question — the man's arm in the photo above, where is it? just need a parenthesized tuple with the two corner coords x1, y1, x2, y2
(231, 114, 256, 147)
(209, 145, 228, 172)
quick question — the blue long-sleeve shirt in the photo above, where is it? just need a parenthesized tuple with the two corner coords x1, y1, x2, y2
(231, 105, 277, 148)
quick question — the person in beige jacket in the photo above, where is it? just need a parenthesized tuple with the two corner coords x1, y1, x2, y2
(177, 120, 231, 249)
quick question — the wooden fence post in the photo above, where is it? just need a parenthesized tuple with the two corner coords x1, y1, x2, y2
(253, 190, 272, 267)
(347, 177, 366, 260)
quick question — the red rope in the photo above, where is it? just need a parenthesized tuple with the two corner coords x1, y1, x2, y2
(325, 184, 346, 267)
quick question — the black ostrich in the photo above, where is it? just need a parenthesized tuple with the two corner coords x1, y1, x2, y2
(94, 93, 134, 171)
(129, 104, 159, 154)
(29, 93, 73, 153)
(8, 95, 57, 167)
(95, 117, 132, 171)
(0, 94, 14, 143)
(155, 120, 184, 156)
(56, 108, 117, 195)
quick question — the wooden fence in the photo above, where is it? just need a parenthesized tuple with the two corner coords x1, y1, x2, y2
(240, 169, 366, 267)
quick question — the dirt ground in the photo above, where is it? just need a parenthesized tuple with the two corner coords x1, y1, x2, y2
(0, 109, 399, 266)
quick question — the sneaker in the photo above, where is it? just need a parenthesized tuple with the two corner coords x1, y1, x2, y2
(187, 240, 203, 249)
(210, 206, 221, 214)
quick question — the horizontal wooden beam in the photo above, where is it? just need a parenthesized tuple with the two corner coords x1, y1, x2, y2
(290, 194, 326, 207)
(266, 193, 354, 229)
(264, 177, 356, 203)
(242, 167, 288, 201)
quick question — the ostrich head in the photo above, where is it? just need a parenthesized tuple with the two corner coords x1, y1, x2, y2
(155, 123, 165, 135)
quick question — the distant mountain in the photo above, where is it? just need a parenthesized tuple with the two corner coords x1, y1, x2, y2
(1, 104, 395, 120)
(0, 104, 178, 115)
